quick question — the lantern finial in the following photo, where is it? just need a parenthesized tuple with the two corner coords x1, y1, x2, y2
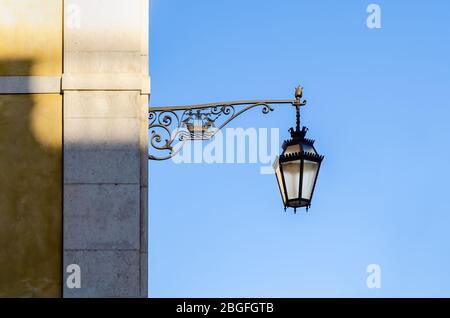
(295, 86, 303, 101)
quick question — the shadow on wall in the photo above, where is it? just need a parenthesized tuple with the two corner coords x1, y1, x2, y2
(62, 88, 148, 298)
(0, 59, 62, 297)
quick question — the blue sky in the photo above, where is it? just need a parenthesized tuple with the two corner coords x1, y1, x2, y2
(148, 0, 450, 297)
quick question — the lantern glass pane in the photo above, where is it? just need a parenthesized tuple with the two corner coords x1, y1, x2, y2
(302, 160, 319, 200)
(285, 144, 300, 155)
(302, 143, 316, 154)
(273, 158, 286, 204)
(282, 160, 301, 200)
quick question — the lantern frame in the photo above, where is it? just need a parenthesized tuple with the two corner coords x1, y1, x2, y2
(274, 127, 324, 212)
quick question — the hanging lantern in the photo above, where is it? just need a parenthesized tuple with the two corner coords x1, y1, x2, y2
(273, 87, 324, 213)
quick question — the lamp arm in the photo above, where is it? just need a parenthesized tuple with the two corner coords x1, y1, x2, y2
(149, 99, 296, 112)
(148, 92, 307, 161)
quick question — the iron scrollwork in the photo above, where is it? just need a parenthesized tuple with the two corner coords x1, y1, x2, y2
(148, 87, 307, 161)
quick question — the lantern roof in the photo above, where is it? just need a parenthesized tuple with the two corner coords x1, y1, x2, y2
(279, 127, 324, 163)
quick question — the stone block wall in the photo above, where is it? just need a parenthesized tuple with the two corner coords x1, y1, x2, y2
(62, 0, 149, 298)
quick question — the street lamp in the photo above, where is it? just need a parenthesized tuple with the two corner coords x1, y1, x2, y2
(148, 86, 324, 212)
(273, 87, 324, 213)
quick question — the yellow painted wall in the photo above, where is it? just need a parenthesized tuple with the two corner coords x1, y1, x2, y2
(0, 0, 62, 297)
(0, 0, 62, 75)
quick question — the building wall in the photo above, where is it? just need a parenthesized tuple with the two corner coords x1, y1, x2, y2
(0, 0, 63, 297)
(62, 0, 149, 297)
(0, 0, 149, 297)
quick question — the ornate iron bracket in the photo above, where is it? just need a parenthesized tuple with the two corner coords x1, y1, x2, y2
(148, 86, 307, 161)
